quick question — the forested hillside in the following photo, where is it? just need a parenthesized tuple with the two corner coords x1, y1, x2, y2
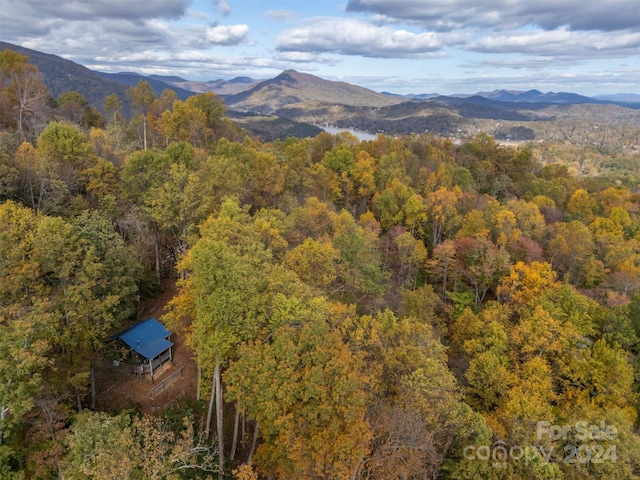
(1, 50, 640, 479)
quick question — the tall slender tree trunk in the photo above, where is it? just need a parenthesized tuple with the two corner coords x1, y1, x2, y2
(196, 363, 201, 401)
(143, 115, 147, 150)
(241, 414, 245, 448)
(17, 96, 25, 140)
(247, 422, 259, 465)
(351, 459, 365, 480)
(230, 405, 240, 461)
(215, 360, 224, 480)
(441, 262, 449, 301)
(0, 405, 9, 446)
(205, 369, 216, 440)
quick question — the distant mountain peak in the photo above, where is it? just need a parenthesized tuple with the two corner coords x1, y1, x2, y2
(272, 70, 300, 82)
(223, 69, 402, 113)
(270, 70, 329, 86)
(228, 76, 255, 84)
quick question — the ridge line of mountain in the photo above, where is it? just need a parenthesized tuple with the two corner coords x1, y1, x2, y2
(3, 41, 640, 144)
(3, 41, 639, 112)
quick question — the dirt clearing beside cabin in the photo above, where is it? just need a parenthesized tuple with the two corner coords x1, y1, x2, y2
(95, 280, 197, 414)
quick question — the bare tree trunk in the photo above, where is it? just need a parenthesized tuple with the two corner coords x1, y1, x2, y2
(441, 262, 448, 300)
(230, 405, 240, 461)
(351, 459, 365, 480)
(143, 115, 147, 150)
(204, 369, 216, 440)
(196, 363, 201, 401)
(215, 361, 224, 480)
(0, 406, 9, 446)
(247, 422, 259, 465)
(241, 414, 245, 448)
(18, 102, 24, 140)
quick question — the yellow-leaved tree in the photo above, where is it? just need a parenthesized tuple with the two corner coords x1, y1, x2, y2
(225, 302, 370, 480)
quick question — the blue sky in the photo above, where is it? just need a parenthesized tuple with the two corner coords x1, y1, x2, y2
(1, 0, 639, 96)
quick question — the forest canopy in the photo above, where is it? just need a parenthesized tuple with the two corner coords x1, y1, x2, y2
(1, 50, 640, 479)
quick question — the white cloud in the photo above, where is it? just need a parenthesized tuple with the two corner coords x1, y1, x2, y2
(276, 17, 460, 57)
(471, 29, 640, 58)
(19, 0, 190, 21)
(20, 17, 177, 56)
(0, 0, 191, 43)
(346, 0, 640, 32)
(206, 24, 250, 45)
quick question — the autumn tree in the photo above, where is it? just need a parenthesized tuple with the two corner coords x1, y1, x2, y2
(547, 220, 595, 283)
(35, 121, 96, 214)
(120, 148, 173, 283)
(103, 93, 123, 127)
(159, 92, 230, 149)
(0, 201, 139, 456)
(392, 229, 429, 288)
(454, 236, 510, 306)
(372, 177, 414, 231)
(333, 308, 481, 479)
(30, 210, 140, 409)
(146, 156, 207, 267)
(63, 411, 217, 479)
(164, 198, 310, 478)
(185, 92, 230, 144)
(554, 338, 640, 478)
(0, 202, 54, 456)
(160, 98, 207, 147)
(425, 186, 461, 248)
(55, 91, 103, 129)
(226, 307, 370, 480)
(284, 237, 338, 289)
(126, 80, 156, 150)
(331, 209, 389, 303)
(283, 196, 336, 247)
(567, 188, 597, 222)
(456, 209, 489, 240)
(496, 261, 558, 308)
(349, 150, 377, 216)
(0, 50, 50, 140)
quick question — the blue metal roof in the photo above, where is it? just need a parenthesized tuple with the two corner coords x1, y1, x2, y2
(115, 318, 173, 360)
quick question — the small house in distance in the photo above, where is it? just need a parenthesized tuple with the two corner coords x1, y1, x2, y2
(111, 318, 173, 382)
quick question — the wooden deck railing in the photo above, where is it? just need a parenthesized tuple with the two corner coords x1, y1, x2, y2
(151, 349, 172, 370)
(151, 366, 184, 399)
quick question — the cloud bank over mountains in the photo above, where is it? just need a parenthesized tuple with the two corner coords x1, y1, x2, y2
(1, 0, 638, 95)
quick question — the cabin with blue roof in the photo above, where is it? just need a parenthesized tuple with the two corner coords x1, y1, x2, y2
(111, 317, 173, 381)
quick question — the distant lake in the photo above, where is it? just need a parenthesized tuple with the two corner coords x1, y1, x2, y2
(319, 125, 378, 142)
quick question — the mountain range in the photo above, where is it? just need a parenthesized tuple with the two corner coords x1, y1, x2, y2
(2, 40, 640, 144)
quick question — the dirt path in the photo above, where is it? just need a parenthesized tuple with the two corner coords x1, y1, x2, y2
(95, 279, 198, 414)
